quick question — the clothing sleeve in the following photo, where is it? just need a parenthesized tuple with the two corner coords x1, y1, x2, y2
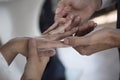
(101, 0, 116, 9)
(0, 52, 19, 80)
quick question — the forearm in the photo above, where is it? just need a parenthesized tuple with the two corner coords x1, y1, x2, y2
(0, 40, 18, 65)
(114, 29, 120, 48)
(0, 37, 29, 65)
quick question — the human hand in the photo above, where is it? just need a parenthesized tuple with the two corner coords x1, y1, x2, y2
(64, 28, 120, 55)
(0, 37, 59, 65)
(21, 39, 55, 80)
(42, 17, 78, 40)
(55, 0, 102, 23)
(10, 37, 68, 57)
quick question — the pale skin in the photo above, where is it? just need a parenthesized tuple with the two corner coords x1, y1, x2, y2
(0, 17, 77, 65)
(64, 28, 120, 55)
(56, 0, 120, 55)
(21, 39, 53, 80)
(55, 0, 102, 23)
(0, 17, 79, 80)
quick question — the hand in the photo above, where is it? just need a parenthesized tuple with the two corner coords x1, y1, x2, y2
(55, 0, 102, 23)
(42, 18, 78, 40)
(0, 17, 77, 65)
(10, 37, 68, 57)
(21, 39, 55, 80)
(0, 37, 67, 65)
(64, 28, 120, 55)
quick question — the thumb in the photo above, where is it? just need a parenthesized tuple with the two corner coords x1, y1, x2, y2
(28, 38, 38, 59)
(64, 37, 89, 47)
(55, 1, 65, 14)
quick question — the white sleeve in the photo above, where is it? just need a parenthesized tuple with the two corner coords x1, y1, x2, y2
(0, 52, 19, 80)
(101, 0, 113, 9)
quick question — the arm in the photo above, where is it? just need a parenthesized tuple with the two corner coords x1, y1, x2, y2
(0, 39, 18, 65)
(64, 28, 120, 55)
(0, 17, 77, 65)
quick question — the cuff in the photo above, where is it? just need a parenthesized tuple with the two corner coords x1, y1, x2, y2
(0, 52, 8, 67)
(101, 0, 112, 9)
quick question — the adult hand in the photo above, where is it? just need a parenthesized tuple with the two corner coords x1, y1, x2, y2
(64, 28, 120, 55)
(43, 17, 78, 40)
(9, 37, 68, 57)
(0, 37, 59, 65)
(21, 39, 55, 80)
(0, 19, 96, 65)
(55, 0, 102, 23)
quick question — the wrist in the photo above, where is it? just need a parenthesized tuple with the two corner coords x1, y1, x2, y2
(105, 29, 120, 48)
(112, 29, 120, 48)
(0, 39, 18, 65)
(11, 37, 29, 57)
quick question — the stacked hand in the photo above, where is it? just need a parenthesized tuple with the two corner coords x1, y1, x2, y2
(0, 16, 81, 80)
(55, 0, 102, 23)
(21, 39, 55, 80)
(54, 0, 120, 56)
(64, 28, 120, 55)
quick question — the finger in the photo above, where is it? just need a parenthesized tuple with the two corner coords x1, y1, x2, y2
(63, 36, 89, 47)
(48, 19, 72, 35)
(71, 16, 81, 27)
(55, 2, 70, 23)
(55, 17, 67, 24)
(65, 15, 81, 31)
(38, 48, 56, 57)
(55, 12, 68, 23)
(75, 21, 97, 36)
(54, 27, 78, 40)
(43, 22, 58, 34)
(55, 1, 65, 14)
(28, 38, 38, 59)
(37, 40, 69, 49)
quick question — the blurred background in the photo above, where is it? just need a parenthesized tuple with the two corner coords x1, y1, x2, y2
(0, 0, 119, 80)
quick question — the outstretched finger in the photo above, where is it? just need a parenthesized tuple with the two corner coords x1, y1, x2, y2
(37, 40, 69, 49)
(43, 22, 58, 34)
(48, 19, 72, 35)
(54, 27, 78, 40)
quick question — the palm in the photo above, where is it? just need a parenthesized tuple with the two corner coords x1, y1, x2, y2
(55, 0, 101, 23)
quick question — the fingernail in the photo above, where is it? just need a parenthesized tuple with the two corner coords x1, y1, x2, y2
(64, 39, 69, 44)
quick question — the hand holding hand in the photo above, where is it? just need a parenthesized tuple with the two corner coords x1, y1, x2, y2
(55, 0, 102, 23)
(21, 39, 55, 80)
(42, 16, 78, 41)
(64, 28, 120, 55)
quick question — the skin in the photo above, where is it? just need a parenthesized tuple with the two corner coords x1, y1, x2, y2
(0, 17, 79, 80)
(0, 17, 77, 65)
(55, 0, 120, 55)
(64, 28, 120, 55)
(55, 0, 102, 23)
(21, 39, 53, 80)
